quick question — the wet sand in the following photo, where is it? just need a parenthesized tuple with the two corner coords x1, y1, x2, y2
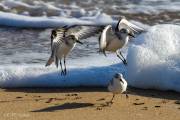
(0, 87, 180, 120)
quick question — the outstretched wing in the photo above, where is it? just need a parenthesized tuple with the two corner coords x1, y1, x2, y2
(116, 17, 145, 34)
(50, 27, 66, 51)
(99, 25, 114, 55)
(65, 25, 103, 40)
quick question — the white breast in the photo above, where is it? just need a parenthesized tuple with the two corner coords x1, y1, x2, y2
(108, 78, 127, 94)
(56, 42, 75, 58)
(105, 36, 125, 52)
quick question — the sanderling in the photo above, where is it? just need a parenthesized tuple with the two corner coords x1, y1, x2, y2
(107, 73, 128, 105)
(45, 25, 102, 75)
(99, 17, 144, 65)
(99, 25, 134, 65)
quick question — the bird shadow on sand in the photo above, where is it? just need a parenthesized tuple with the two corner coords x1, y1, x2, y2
(31, 102, 94, 112)
(4, 87, 180, 100)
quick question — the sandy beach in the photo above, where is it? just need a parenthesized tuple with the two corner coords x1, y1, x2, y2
(0, 87, 180, 120)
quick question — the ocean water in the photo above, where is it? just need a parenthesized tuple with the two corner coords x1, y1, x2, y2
(0, 0, 180, 91)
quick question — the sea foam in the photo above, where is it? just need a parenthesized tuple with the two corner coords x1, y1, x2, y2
(0, 11, 116, 28)
(0, 55, 123, 88)
(127, 24, 180, 92)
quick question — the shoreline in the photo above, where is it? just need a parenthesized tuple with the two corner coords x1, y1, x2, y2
(0, 87, 180, 120)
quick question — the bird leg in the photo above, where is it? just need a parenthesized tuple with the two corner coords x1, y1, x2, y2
(107, 94, 115, 106)
(60, 60, 65, 76)
(103, 50, 107, 57)
(64, 57, 67, 75)
(116, 51, 127, 65)
(124, 91, 129, 99)
(126, 94, 129, 99)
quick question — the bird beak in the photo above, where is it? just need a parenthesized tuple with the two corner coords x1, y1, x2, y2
(120, 79, 124, 84)
(128, 32, 135, 38)
(76, 40, 83, 44)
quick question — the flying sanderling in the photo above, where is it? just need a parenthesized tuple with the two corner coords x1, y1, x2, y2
(99, 17, 144, 65)
(45, 25, 102, 75)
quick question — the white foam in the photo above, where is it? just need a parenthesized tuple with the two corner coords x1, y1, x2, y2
(127, 24, 180, 92)
(0, 11, 116, 28)
(0, 55, 124, 88)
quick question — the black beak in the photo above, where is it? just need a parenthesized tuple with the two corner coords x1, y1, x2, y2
(76, 40, 83, 44)
(128, 32, 135, 38)
(120, 79, 124, 84)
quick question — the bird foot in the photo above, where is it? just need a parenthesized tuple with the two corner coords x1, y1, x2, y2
(106, 101, 113, 106)
(123, 60, 128, 65)
(126, 94, 129, 99)
(61, 71, 66, 76)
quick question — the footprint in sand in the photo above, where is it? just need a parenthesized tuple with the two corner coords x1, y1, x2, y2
(161, 100, 168, 104)
(141, 107, 148, 110)
(133, 102, 145, 105)
(65, 93, 82, 100)
(35, 99, 39, 102)
(155, 105, 161, 108)
(54, 98, 66, 101)
(96, 98, 105, 101)
(65, 93, 78, 97)
(16, 96, 23, 99)
(73, 97, 82, 100)
(100, 103, 110, 107)
(96, 107, 103, 110)
(33, 95, 41, 98)
(45, 98, 54, 103)
(175, 100, 180, 105)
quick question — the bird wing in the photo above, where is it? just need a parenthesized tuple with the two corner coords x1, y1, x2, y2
(51, 27, 66, 51)
(116, 17, 145, 34)
(65, 25, 103, 40)
(99, 25, 114, 52)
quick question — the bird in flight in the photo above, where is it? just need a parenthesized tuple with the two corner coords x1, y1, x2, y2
(99, 17, 144, 65)
(45, 17, 144, 75)
(45, 25, 102, 75)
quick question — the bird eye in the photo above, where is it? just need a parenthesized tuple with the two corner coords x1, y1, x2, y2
(114, 73, 119, 78)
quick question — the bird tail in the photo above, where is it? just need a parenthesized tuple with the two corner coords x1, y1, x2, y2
(45, 57, 54, 67)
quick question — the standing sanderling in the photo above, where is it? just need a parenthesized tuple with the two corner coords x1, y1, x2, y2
(45, 25, 102, 75)
(107, 73, 128, 105)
